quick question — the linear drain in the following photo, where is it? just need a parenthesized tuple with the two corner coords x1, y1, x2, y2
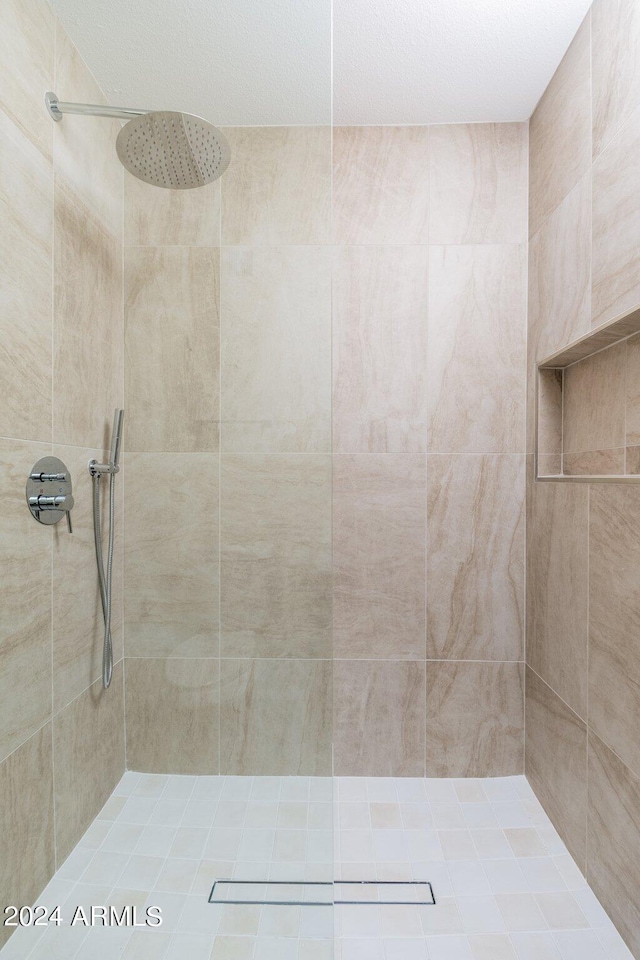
(209, 880, 436, 906)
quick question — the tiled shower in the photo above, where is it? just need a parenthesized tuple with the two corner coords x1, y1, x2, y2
(1, 0, 640, 957)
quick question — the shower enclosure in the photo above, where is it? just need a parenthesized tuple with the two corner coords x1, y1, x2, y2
(7, 0, 640, 957)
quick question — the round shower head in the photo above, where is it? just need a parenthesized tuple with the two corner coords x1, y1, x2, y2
(115, 111, 230, 189)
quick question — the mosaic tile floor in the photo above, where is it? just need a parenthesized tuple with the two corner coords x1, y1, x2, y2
(0, 774, 633, 959)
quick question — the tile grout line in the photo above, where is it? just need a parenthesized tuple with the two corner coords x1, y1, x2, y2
(218, 159, 222, 777)
(50, 21, 58, 873)
(585, 480, 590, 882)
(585, 11, 592, 883)
(523, 114, 530, 780)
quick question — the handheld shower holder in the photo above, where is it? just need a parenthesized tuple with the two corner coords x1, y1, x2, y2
(89, 460, 120, 476)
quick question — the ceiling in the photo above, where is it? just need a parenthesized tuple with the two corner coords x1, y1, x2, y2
(51, 0, 592, 127)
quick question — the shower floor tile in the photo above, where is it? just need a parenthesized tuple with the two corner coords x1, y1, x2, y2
(0, 775, 632, 960)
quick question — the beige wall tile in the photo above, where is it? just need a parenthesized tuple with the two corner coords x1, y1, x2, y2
(332, 245, 428, 453)
(626, 334, 640, 444)
(537, 369, 563, 459)
(537, 454, 562, 476)
(222, 126, 330, 245)
(125, 246, 219, 452)
(527, 175, 591, 456)
(125, 658, 219, 775)
(563, 343, 625, 456)
(428, 244, 526, 454)
(526, 474, 588, 718)
(427, 455, 524, 662)
(592, 106, 640, 327)
(220, 455, 331, 659)
(125, 453, 218, 659)
(426, 661, 524, 777)
(0, 726, 54, 949)
(0, 439, 52, 763)
(53, 23, 122, 238)
(221, 246, 330, 452)
(589, 484, 640, 779)
(220, 659, 332, 776)
(588, 732, 640, 958)
(563, 448, 625, 475)
(54, 664, 125, 863)
(333, 660, 425, 777)
(53, 180, 123, 448)
(53, 444, 123, 711)
(333, 455, 426, 660)
(529, 14, 591, 237)
(592, 0, 640, 157)
(125, 171, 220, 246)
(429, 122, 527, 244)
(0, 117, 52, 441)
(525, 668, 587, 870)
(0, 0, 54, 160)
(626, 444, 640, 473)
(528, 174, 591, 361)
(332, 126, 429, 244)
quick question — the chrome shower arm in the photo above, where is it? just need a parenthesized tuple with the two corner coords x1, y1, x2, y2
(45, 92, 149, 122)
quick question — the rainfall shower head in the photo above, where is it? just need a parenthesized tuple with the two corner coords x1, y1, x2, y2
(116, 111, 229, 189)
(45, 93, 230, 189)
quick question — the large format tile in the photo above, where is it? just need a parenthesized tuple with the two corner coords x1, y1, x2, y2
(0, 0, 54, 160)
(592, 105, 640, 326)
(53, 444, 123, 711)
(588, 733, 640, 958)
(427, 455, 524, 662)
(0, 439, 52, 763)
(125, 170, 220, 246)
(53, 664, 124, 863)
(527, 172, 591, 452)
(525, 668, 587, 870)
(526, 475, 588, 719)
(53, 180, 123, 448)
(53, 22, 122, 238)
(333, 455, 426, 660)
(125, 658, 219, 776)
(426, 661, 524, 777)
(221, 246, 331, 452)
(125, 246, 219, 452)
(536, 370, 563, 464)
(333, 660, 425, 777)
(220, 659, 332, 776)
(332, 245, 428, 453)
(125, 453, 218, 659)
(592, 0, 640, 157)
(528, 13, 591, 237)
(220, 455, 331, 659)
(563, 448, 625, 476)
(626, 334, 640, 445)
(332, 126, 429, 244)
(222, 126, 330, 245)
(528, 173, 591, 361)
(427, 244, 526, 455)
(429, 122, 527, 244)
(589, 484, 640, 779)
(0, 726, 54, 950)
(0, 117, 53, 441)
(562, 342, 626, 456)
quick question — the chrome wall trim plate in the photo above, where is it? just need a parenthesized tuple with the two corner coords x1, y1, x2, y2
(26, 456, 74, 532)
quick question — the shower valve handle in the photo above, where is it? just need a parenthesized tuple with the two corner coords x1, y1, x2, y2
(28, 494, 74, 510)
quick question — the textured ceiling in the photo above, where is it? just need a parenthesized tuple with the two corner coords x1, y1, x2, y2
(51, 0, 592, 126)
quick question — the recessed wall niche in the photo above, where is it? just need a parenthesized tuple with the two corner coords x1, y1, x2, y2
(536, 305, 640, 481)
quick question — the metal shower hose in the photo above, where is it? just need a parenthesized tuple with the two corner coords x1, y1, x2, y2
(93, 469, 116, 689)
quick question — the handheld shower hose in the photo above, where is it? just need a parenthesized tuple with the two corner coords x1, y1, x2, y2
(90, 409, 124, 689)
